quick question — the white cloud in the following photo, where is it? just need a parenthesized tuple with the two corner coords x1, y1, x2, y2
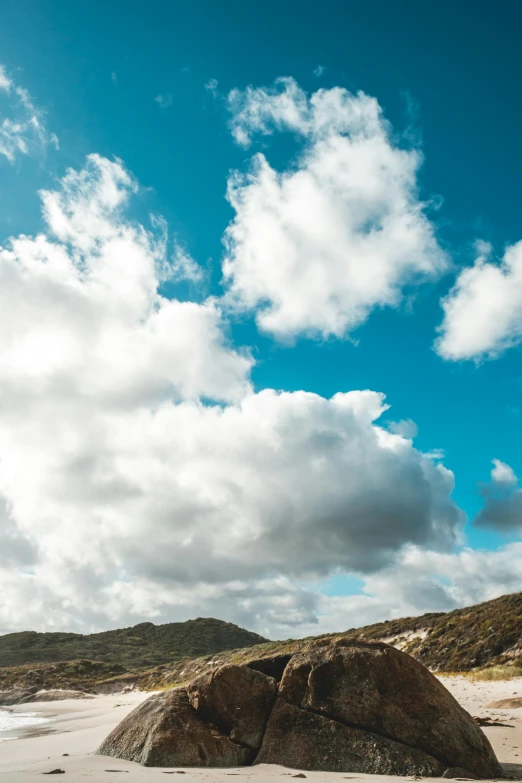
(491, 458, 518, 486)
(436, 240, 522, 361)
(0, 154, 252, 408)
(171, 245, 204, 283)
(222, 77, 448, 341)
(205, 78, 219, 96)
(0, 381, 463, 633)
(154, 93, 173, 109)
(0, 63, 57, 162)
(313, 65, 324, 78)
(0, 157, 462, 634)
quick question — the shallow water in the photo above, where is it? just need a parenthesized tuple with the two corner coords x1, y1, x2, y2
(0, 708, 49, 740)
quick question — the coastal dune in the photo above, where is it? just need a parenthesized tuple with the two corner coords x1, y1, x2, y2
(0, 677, 521, 782)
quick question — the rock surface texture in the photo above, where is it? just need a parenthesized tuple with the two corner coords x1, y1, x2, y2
(97, 639, 503, 778)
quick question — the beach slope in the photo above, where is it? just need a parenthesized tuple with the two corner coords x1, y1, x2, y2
(0, 678, 521, 781)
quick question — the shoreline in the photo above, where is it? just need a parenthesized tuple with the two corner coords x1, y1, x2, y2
(0, 678, 521, 781)
(0, 706, 53, 743)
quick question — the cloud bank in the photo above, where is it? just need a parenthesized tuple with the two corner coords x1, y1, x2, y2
(0, 153, 466, 635)
(0, 70, 519, 639)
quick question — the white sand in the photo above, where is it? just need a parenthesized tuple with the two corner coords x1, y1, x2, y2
(0, 676, 520, 781)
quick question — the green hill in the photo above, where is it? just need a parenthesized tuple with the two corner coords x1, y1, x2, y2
(1, 591, 521, 694)
(0, 617, 268, 671)
(135, 590, 522, 690)
(354, 590, 522, 672)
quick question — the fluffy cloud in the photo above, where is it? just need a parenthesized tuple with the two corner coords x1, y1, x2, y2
(473, 460, 522, 531)
(0, 154, 252, 408)
(490, 458, 518, 486)
(222, 77, 448, 340)
(0, 152, 466, 635)
(436, 240, 522, 361)
(0, 64, 57, 162)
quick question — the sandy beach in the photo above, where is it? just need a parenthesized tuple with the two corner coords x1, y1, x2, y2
(0, 677, 521, 782)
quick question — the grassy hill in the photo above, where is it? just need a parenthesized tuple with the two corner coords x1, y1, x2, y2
(0, 617, 268, 670)
(355, 590, 522, 673)
(135, 590, 522, 690)
(1, 591, 521, 693)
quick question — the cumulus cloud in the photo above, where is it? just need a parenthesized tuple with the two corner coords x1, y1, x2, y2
(490, 458, 518, 486)
(0, 64, 57, 161)
(473, 459, 522, 531)
(222, 77, 448, 340)
(0, 155, 464, 634)
(0, 154, 251, 408)
(436, 240, 522, 361)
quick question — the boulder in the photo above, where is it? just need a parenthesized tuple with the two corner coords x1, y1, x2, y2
(187, 664, 277, 749)
(97, 639, 503, 778)
(97, 687, 252, 767)
(256, 697, 446, 776)
(245, 654, 293, 681)
(0, 687, 38, 706)
(278, 639, 502, 779)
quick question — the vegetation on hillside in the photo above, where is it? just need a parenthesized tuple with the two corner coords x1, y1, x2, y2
(136, 590, 522, 689)
(1, 591, 521, 693)
(354, 590, 522, 672)
(0, 617, 267, 670)
(0, 659, 127, 692)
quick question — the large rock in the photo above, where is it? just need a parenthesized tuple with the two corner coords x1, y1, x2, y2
(97, 688, 252, 767)
(0, 687, 38, 706)
(256, 698, 446, 776)
(187, 664, 277, 749)
(278, 639, 502, 779)
(97, 639, 503, 778)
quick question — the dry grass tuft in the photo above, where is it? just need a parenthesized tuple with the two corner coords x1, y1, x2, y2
(467, 664, 522, 681)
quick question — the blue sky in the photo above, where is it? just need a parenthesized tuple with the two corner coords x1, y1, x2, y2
(0, 1, 520, 636)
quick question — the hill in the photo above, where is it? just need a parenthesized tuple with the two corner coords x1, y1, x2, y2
(1, 591, 521, 694)
(133, 590, 522, 691)
(0, 617, 268, 670)
(355, 590, 522, 672)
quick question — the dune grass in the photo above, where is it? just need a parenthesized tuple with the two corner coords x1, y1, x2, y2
(467, 664, 522, 681)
